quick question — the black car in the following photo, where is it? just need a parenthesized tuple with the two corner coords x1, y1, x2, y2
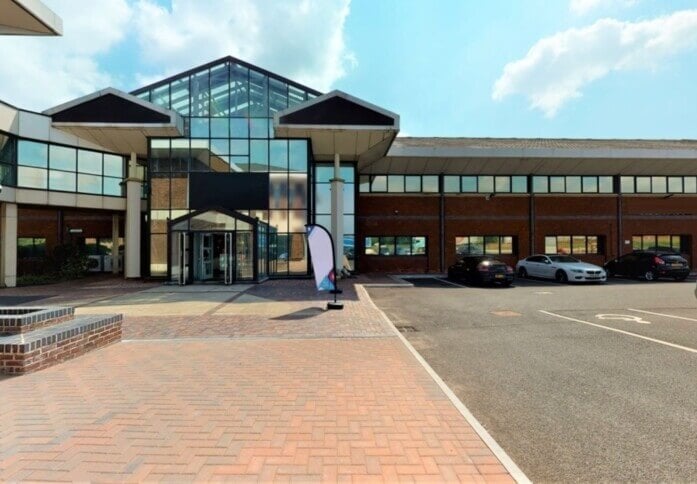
(604, 250, 690, 281)
(448, 256, 514, 286)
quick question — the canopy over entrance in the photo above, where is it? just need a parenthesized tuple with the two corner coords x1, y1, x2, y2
(273, 90, 400, 164)
(168, 208, 269, 285)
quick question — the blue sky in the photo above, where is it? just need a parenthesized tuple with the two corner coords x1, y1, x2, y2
(4, 0, 697, 139)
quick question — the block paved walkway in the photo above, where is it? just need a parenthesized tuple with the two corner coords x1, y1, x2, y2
(0, 277, 520, 482)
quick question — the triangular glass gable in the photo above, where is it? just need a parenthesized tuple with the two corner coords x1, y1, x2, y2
(170, 209, 254, 232)
(131, 56, 321, 119)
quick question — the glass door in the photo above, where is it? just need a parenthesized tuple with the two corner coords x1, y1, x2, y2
(194, 233, 215, 281)
(170, 232, 189, 285)
(236, 231, 254, 280)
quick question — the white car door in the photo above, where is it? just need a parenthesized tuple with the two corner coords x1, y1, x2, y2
(541, 256, 556, 279)
(526, 256, 544, 277)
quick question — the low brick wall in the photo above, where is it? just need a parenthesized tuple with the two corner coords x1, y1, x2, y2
(0, 307, 75, 336)
(0, 315, 122, 375)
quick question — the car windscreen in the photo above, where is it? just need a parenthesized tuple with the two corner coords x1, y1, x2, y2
(549, 256, 580, 263)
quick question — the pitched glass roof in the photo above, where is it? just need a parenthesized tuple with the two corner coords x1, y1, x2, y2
(130, 56, 321, 118)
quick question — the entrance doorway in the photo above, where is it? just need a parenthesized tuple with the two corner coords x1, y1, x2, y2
(168, 208, 268, 285)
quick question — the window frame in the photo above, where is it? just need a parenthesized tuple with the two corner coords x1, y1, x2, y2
(544, 235, 603, 255)
(363, 236, 428, 256)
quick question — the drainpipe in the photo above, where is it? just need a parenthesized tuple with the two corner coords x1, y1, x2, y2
(617, 193, 623, 258)
(439, 174, 445, 272)
(529, 192, 536, 255)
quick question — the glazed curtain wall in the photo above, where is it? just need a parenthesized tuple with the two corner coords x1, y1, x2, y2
(0, 132, 126, 196)
(135, 60, 317, 277)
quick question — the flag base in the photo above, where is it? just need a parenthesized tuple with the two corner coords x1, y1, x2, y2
(327, 302, 344, 310)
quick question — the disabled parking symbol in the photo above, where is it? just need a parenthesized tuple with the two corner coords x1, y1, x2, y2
(595, 314, 651, 324)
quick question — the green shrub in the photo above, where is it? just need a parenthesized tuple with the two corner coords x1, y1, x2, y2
(49, 243, 89, 279)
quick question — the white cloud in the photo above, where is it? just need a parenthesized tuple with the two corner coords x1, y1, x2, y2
(0, 0, 132, 111)
(0, 0, 354, 111)
(132, 0, 355, 92)
(569, 0, 637, 16)
(492, 10, 697, 117)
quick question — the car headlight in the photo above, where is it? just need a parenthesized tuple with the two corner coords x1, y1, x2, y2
(570, 269, 583, 273)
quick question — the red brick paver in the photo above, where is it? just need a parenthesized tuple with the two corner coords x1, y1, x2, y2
(0, 277, 517, 482)
(1, 338, 512, 483)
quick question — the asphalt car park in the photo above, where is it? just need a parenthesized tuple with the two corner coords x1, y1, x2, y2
(367, 276, 697, 482)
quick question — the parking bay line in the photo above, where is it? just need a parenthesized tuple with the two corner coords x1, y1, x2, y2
(539, 310, 697, 355)
(627, 308, 697, 323)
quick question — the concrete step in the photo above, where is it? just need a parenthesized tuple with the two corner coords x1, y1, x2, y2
(0, 313, 122, 375)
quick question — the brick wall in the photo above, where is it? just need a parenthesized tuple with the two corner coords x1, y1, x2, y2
(0, 320, 122, 375)
(357, 193, 697, 273)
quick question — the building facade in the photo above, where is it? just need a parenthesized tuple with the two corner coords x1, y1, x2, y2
(1, 55, 696, 287)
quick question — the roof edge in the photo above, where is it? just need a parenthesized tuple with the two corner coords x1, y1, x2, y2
(129, 55, 322, 98)
(274, 90, 400, 130)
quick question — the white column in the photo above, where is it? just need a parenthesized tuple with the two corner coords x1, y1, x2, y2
(330, 153, 344, 274)
(125, 153, 142, 278)
(111, 214, 120, 274)
(0, 203, 18, 288)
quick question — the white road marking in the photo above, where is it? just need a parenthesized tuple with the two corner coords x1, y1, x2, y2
(627, 308, 697, 323)
(596, 313, 651, 324)
(535, 291, 553, 295)
(539, 310, 697, 354)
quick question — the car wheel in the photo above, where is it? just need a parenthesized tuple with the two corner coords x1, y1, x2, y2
(501, 281, 512, 287)
(644, 270, 657, 281)
(555, 270, 568, 283)
(606, 268, 614, 278)
(518, 267, 528, 278)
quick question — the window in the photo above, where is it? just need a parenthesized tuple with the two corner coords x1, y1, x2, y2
(363, 236, 427, 256)
(388, 175, 404, 193)
(511, 176, 528, 193)
(565, 176, 581, 193)
(443, 176, 459, 193)
(18, 166, 47, 189)
(636, 177, 651, 193)
(478, 176, 494, 193)
(359, 174, 440, 193)
(17, 237, 46, 258)
(17, 140, 47, 168)
(49, 145, 76, 171)
(456, 236, 515, 256)
(544, 235, 602, 255)
(12, 138, 125, 195)
(532, 176, 549, 193)
(78, 150, 102, 174)
(315, 163, 355, 269)
(632, 235, 687, 252)
(621, 176, 697, 194)
(405, 176, 421, 192)
(533, 175, 613, 193)
(422, 176, 439, 193)
(550, 176, 565, 193)
(461, 176, 477, 193)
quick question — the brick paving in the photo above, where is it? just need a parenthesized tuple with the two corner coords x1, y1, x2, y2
(0, 276, 518, 482)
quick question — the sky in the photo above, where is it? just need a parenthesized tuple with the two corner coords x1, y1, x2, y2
(2, 0, 697, 139)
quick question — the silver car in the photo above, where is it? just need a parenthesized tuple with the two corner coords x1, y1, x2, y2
(516, 254, 607, 283)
